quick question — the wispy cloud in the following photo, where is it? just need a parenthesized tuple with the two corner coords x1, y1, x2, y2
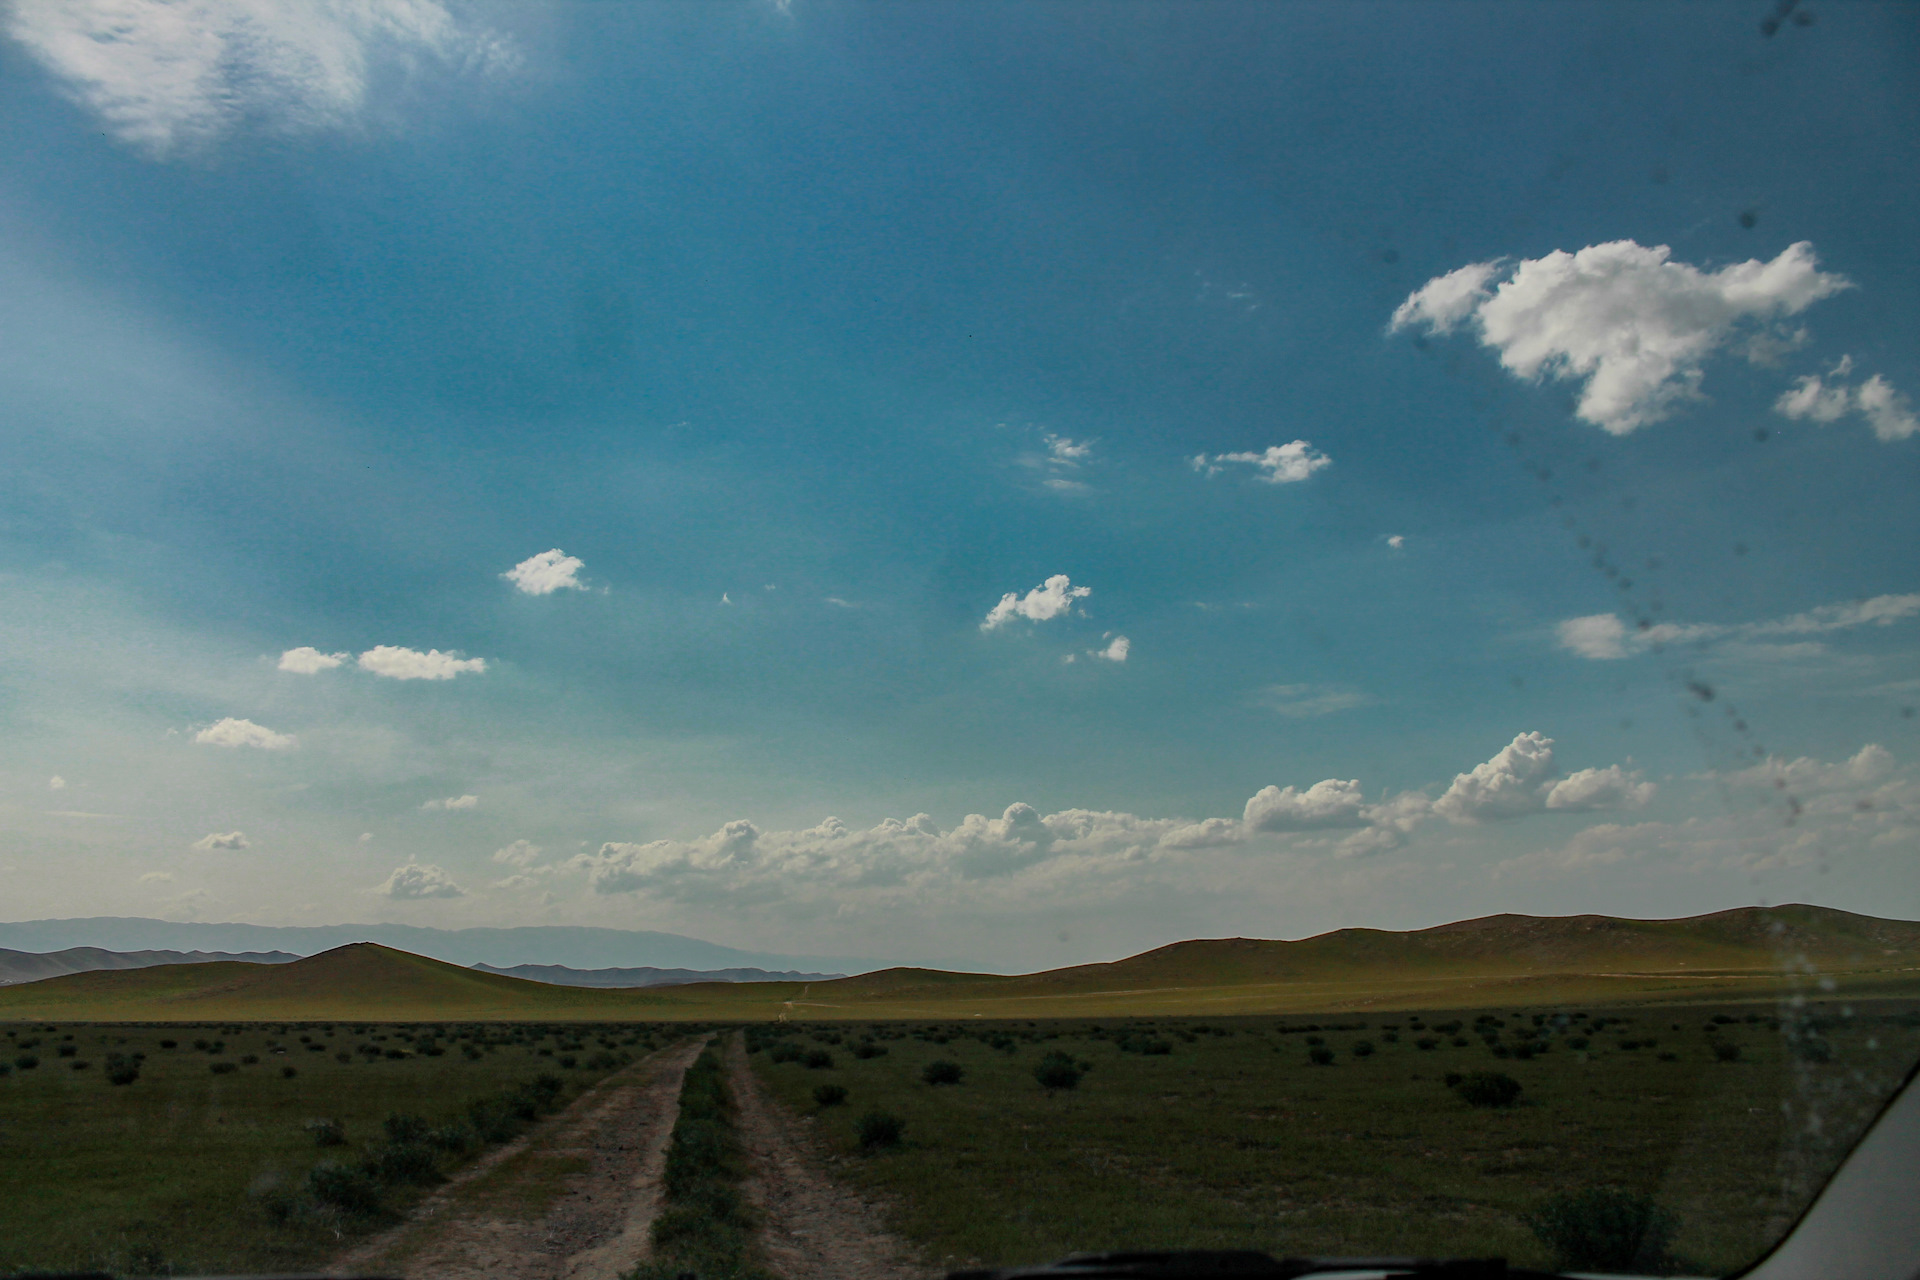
(1558, 592, 1920, 660)
(6, 0, 518, 159)
(191, 830, 249, 851)
(278, 646, 346, 674)
(1775, 356, 1919, 442)
(421, 794, 478, 811)
(1256, 684, 1374, 718)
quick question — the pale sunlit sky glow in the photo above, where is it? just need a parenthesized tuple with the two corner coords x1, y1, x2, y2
(1, 1, 1915, 971)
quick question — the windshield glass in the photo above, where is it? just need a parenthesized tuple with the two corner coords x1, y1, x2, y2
(0, 3, 1915, 1278)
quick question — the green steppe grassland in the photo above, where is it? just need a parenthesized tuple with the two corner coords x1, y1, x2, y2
(0, 903, 1916, 1276)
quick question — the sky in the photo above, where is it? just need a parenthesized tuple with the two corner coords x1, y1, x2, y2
(0, 0, 1916, 972)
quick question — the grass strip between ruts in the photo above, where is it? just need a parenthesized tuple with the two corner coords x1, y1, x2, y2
(628, 1040, 772, 1280)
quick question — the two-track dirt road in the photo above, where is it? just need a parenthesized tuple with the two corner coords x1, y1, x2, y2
(331, 1033, 926, 1280)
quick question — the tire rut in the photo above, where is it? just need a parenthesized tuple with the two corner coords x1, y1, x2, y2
(331, 1036, 708, 1280)
(724, 1036, 931, 1280)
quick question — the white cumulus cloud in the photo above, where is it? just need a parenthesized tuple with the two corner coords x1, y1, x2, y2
(492, 839, 543, 866)
(48, 775, 65, 791)
(1243, 778, 1370, 831)
(981, 575, 1091, 631)
(1723, 744, 1895, 794)
(503, 548, 587, 595)
(1436, 732, 1651, 822)
(193, 717, 297, 750)
(278, 646, 347, 674)
(1192, 440, 1331, 484)
(1393, 240, 1852, 433)
(1777, 361, 1919, 442)
(1090, 635, 1130, 663)
(191, 830, 249, 851)
(422, 794, 478, 811)
(357, 646, 485, 680)
(377, 862, 464, 899)
(6, 0, 517, 159)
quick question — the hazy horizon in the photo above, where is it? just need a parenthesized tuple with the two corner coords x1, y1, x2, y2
(2, 2, 1916, 973)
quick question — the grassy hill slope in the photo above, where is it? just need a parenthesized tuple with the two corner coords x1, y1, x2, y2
(2, 906, 1916, 1022)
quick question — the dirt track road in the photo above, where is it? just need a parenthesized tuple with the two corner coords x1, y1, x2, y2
(331, 1037, 706, 1280)
(726, 1036, 930, 1280)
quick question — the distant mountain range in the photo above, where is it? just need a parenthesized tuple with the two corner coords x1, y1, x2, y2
(0, 918, 883, 975)
(1, 904, 1915, 1022)
(0, 946, 299, 986)
(471, 962, 845, 987)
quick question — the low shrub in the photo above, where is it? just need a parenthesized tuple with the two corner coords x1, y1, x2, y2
(1415, 1037, 1439, 1051)
(922, 1060, 965, 1085)
(158, 1039, 177, 1049)
(851, 1041, 887, 1059)
(1351, 1041, 1375, 1058)
(768, 1042, 804, 1064)
(281, 1066, 299, 1079)
(308, 1162, 383, 1215)
(210, 1061, 238, 1075)
(855, 1110, 905, 1150)
(306, 1118, 347, 1147)
(384, 1113, 432, 1144)
(813, 1084, 848, 1108)
(1033, 1052, 1086, 1093)
(56, 1044, 76, 1058)
(802, 1049, 834, 1070)
(13, 1055, 36, 1071)
(1712, 1040, 1742, 1063)
(363, 1141, 442, 1186)
(1451, 1070, 1522, 1108)
(1527, 1188, 1680, 1273)
(1567, 1036, 1590, 1050)
(1307, 1047, 1335, 1066)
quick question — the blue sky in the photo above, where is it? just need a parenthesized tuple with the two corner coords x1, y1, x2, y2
(1, 0, 1916, 971)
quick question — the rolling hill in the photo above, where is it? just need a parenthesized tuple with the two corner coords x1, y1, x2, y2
(0, 904, 1915, 1022)
(0, 946, 299, 986)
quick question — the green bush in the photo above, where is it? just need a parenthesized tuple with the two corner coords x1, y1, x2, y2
(363, 1141, 442, 1186)
(922, 1059, 965, 1085)
(1712, 1040, 1741, 1063)
(1451, 1071, 1522, 1107)
(13, 1054, 36, 1070)
(813, 1084, 848, 1108)
(1527, 1188, 1680, 1272)
(307, 1162, 383, 1215)
(384, 1113, 432, 1144)
(802, 1049, 834, 1070)
(1415, 1037, 1439, 1050)
(1308, 1047, 1335, 1066)
(1033, 1052, 1085, 1092)
(855, 1110, 905, 1150)
(851, 1041, 888, 1059)
(210, 1061, 238, 1075)
(1351, 1041, 1375, 1058)
(306, 1118, 347, 1147)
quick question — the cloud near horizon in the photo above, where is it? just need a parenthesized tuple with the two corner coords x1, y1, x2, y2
(190, 830, 249, 851)
(564, 730, 1648, 905)
(378, 862, 464, 899)
(1391, 240, 1851, 433)
(357, 645, 486, 680)
(422, 794, 479, 811)
(193, 717, 297, 750)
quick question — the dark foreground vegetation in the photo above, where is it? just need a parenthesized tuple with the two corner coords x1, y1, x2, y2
(0, 1019, 690, 1275)
(748, 1000, 1920, 1275)
(632, 1044, 770, 1280)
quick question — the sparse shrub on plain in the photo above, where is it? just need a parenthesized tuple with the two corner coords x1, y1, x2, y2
(1712, 1040, 1741, 1063)
(1452, 1037, 1470, 1047)
(1308, 1047, 1335, 1066)
(1033, 1051, 1087, 1093)
(1351, 1041, 1375, 1058)
(384, 1113, 432, 1144)
(1451, 1070, 1522, 1108)
(1526, 1188, 1681, 1273)
(856, 1110, 905, 1150)
(56, 1044, 76, 1058)
(307, 1118, 347, 1147)
(852, 1041, 887, 1059)
(13, 1054, 36, 1070)
(813, 1084, 848, 1107)
(1567, 1037, 1590, 1050)
(282, 1066, 299, 1079)
(363, 1141, 441, 1186)
(210, 1061, 238, 1075)
(768, 1042, 803, 1064)
(802, 1049, 834, 1070)
(1415, 1037, 1439, 1050)
(307, 1162, 383, 1215)
(922, 1060, 965, 1085)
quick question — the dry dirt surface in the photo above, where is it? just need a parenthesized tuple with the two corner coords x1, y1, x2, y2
(725, 1037, 932, 1280)
(331, 1036, 707, 1280)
